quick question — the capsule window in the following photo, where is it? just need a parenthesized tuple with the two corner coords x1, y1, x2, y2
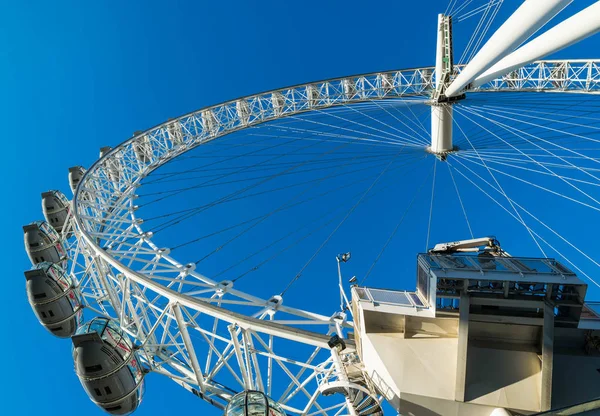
(105, 406, 122, 412)
(33, 293, 47, 300)
(104, 386, 112, 395)
(40, 256, 45, 262)
(94, 388, 102, 397)
(48, 310, 54, 317)
(85, 364, 103, 372)
(41, 312, 47, 318)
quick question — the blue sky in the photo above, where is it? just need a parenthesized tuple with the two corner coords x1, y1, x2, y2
(4, 1, 600, 415)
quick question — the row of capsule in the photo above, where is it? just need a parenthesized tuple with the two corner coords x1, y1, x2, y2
(23, 169, 145, 415)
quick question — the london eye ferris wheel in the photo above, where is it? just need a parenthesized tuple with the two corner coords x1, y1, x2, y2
(19, 1, 600, 415)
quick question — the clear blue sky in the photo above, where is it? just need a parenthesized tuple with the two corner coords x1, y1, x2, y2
(4, 1, 600, 415)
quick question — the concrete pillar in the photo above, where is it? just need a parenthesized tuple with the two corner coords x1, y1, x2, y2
(541, 301, 554, 411)
(455, 291, 470, 402)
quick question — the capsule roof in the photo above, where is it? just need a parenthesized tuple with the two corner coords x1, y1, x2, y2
(41, 190, 70, 233)
(225, 391, 285, 416)
(68, 166, 86, 194)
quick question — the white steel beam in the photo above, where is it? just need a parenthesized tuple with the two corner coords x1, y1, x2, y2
(472, 2, 600, 88)
(445, 0, 572, 97)
(173, 303, 207, 393)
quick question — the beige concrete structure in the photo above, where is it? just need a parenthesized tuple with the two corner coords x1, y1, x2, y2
(352, 253, 600, 416)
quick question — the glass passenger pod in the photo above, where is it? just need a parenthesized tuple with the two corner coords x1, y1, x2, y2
(68, 166, 86, 194)
(23, 220, 66, 268)
(24, 262, 83, 338)
(41, 190, 70, 233)
(72, 317, 145, 415)
(225, 391, 285, 416)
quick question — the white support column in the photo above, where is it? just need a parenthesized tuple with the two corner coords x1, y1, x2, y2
(431, 14, 454, 155)
(472, 2, 600, 88)
(445, 0, 572, 97)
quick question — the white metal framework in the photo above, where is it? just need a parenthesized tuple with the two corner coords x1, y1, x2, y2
(49, 56, 600, 415)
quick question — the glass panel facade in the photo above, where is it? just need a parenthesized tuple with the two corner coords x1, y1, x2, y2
(419, 254, 574, 276)
(369, 289, 411, 305)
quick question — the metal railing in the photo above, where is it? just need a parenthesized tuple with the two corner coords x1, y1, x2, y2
(419, 254, 575, 276)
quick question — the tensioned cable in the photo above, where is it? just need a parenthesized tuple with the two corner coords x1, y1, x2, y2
(167, 154, 415, 251)
(361, 162, 435, 285)
(190, 143, 390, 265)
(278, 150, 405, 296)
(208, 154, 429, 283)
(425, 158, 437, 251)
(141, 152, 425, 224)
(447, 161, 474, 239)
(456, 153, 600, 211)
(458, 106, 600, 203)
(448, 159, 600, 288)
(138, 153, 396, 198)
(453, 107, 547, 256)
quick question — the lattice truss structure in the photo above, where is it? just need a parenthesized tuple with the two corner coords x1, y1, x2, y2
(61, 60, 600, 414)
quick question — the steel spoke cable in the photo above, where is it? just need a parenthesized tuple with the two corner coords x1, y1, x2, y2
(266, 121, 415, 148)
(166, 156, 406, 248)
(205, 152, 428, 278)
(278, 150, 406, 297)
(147, 136, 396, 234)
(142, 136, 303, 185)
(337, 102, 429, 146)
(190, 145, 405, 265)
(425, 158, 437, 251)
(143, 148, 404, 185)
(458, 106, 600, 204)
(448, 160, 600, 288)
(455, 154, 600, 211)
(460, 101, 600, 148)
(142, 137, 327, 207)
(458, 153, 600, 188)
(464, 105, 600, 151)
(293, 108, 425, 147)
(141, 152, 426, 224)
(137, 153, 397, 198)
(457, 105, 600, 185)
(147, 139, 332, 233)
(370, 98, 431, 142)
(447, 161, 474, 239)
(453, 109, 547, 256)
(230, 154, 429, 285)
(465, 1, 503, 65)
(361, 162, 435, 285)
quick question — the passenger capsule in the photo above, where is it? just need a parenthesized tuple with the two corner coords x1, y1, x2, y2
(24, 262, 83, 338)
(225, 391, 285, 416)
(23, 221, 66, 267)
(72, 317, 145, 415)
(41, 190, 70, 233)
(69, 166, 86, 194)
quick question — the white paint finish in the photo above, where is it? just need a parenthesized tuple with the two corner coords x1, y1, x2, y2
(430, 104, 453, 153)
(472, 2, 600, 88)
(445, 0, 572, 97)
